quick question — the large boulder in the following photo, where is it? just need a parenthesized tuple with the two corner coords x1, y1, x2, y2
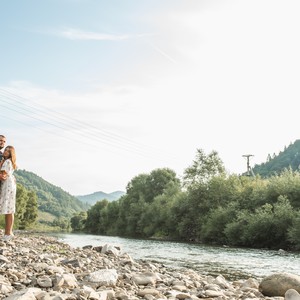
(259, 273, 300, 297)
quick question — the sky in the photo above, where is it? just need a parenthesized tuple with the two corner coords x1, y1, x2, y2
(1, 0, 299, 196)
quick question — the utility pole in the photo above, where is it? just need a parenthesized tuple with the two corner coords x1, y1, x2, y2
(242, 154, 254, 176)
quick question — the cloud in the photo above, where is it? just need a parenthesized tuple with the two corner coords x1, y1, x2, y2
(57, 28, 148, 41)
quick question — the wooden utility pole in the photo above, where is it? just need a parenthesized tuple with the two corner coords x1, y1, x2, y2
(242, 154, 254, 176)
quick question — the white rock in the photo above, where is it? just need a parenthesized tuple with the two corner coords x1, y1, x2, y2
(132, 272, 159, 285)
(205, 289, 225, 297)
(4, 287, 42, 300)
(87, 269, 118, 286)
(285, 289, 300, 300)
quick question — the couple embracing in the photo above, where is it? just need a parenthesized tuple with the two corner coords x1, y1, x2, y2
(0, 135, 17, 242)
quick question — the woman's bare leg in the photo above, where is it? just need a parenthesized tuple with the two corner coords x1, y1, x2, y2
(5, 214, 14, 236)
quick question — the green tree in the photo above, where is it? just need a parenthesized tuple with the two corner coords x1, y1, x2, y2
(20, 191, 38, 229)
(265, 169, 300, 209)
(71, 211, 87, 232)
(114, 195, 130, 235)
(225, 196, 296, 249)
(201, 202, 239, 244)
(139, 181, 182, 238)
(288, 215, 300, 250)
(126, 173, 148, 202)
(104, 201, 120, 235)
(52, 217, 71, 231)
(15, 184, 29, 223)
(175, 149, 226, 241)
(183, 149, 226, 188)
(16, 184, 38, 229)
(170, 192, 197, 240)
(144, 168, 180, 203)
(116, 168, 180, 237)
(85, 200, 109, 234)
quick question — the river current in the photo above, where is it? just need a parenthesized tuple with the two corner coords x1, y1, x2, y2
(51, 233, 300, 281)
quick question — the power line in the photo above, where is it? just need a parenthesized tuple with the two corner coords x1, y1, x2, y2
(0, 88, 181, 163)
(0, 88, 151, 152)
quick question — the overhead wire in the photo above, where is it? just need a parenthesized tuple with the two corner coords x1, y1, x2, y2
(0, 88, 152, 152)
(0, 111, 141, 160)
(0, 88, 181, 163)
(0, 99, 165, 161)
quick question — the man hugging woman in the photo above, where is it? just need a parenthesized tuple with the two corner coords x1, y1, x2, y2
(0, 135, 17, 242)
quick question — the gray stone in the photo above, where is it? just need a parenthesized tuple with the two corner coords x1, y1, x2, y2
(259, 273, 300, 297)
(37, 276, 53, 288)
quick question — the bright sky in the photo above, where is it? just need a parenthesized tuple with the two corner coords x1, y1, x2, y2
(1, 0, 299, 196)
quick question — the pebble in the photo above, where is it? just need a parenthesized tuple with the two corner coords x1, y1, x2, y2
(0, 232, 287, 300)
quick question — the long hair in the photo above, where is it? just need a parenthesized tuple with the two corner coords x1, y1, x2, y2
(4, 146, 17, 170)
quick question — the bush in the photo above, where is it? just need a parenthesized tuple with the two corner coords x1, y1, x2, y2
(225, 196, 296, 249)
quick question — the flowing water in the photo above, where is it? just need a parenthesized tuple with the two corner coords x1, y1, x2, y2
(51, 232, 300, 281)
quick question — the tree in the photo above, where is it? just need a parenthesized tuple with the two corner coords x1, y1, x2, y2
(288, 215, 300, 250)
(20, 191, 38, 229)
(116, 168, 181, 237)
(144, 168, 180, 203)
(16, 184, 38, 229)
(225, 196, 296, 249)
(71, 211, 87, 231)
(176, 149, 226, 241)
(85, 200, 109, 234)
(183, 149, 226, 188)
(126, 173, 148, 201)
(201, 202, 239, 244)
(126, 168, 180, 204)
(139, 181, 182, 238)
(16, 184, 29, 222)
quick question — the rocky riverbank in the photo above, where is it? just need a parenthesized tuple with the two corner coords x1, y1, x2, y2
(0, 231, 298, 300)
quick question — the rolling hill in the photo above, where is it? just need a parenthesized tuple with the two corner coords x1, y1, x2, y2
(76, 190, 125, 205)
(252, 139, 300, 176)
(14, 169, 90, 219)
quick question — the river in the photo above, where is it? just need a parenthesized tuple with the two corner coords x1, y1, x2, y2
(51, 232, 300, 281)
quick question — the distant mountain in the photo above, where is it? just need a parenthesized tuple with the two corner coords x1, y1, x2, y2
(252, 139, 300, 177)
(76, 190, 125, 205)
(14, 169, 90, 218)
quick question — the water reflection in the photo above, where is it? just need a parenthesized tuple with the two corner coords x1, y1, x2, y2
(51, 232, 300, 281)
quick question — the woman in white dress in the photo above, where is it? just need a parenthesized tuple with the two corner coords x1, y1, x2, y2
(0, 146, 17, 241)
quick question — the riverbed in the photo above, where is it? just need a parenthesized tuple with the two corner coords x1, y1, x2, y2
(51, 232, 300, 280)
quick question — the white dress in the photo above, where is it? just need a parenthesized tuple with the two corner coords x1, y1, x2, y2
(0, 160, 16, 214)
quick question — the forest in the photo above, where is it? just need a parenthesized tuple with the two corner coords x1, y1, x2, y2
(72, 140, 300, 250)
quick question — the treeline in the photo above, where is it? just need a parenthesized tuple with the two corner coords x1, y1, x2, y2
(252, 139, 300, 177)
(72, 149, 300, 250)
